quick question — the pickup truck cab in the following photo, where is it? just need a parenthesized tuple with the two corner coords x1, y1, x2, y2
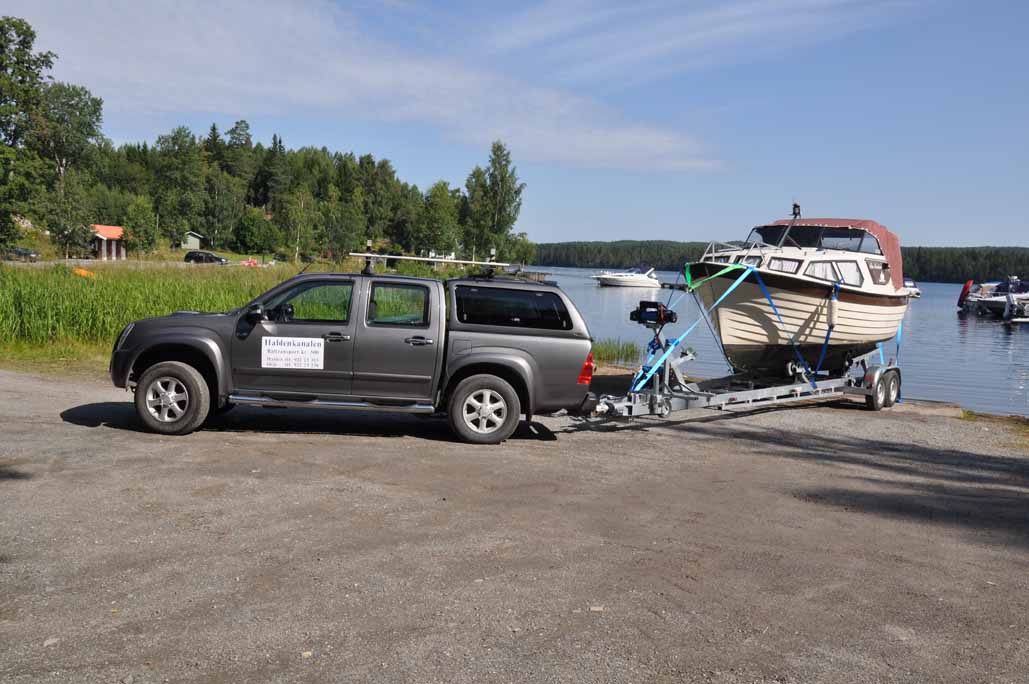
(110, 273, 594, 443)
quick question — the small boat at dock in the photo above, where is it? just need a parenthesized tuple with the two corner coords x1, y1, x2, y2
(903, 277, 921, 298)
(970, 277, 1029, 318)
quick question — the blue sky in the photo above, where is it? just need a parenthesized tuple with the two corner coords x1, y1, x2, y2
(12, 0, 1028, 246)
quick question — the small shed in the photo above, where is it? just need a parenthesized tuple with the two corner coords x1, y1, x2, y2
(180, 231, 204, 250)
(92, 224, 126, 261)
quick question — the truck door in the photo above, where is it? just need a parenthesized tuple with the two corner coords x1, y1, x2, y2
(231, 278, 358, 397)
(351, 280, 440, 400)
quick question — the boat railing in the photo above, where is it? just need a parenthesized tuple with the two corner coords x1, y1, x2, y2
(700, 240, 765, 263)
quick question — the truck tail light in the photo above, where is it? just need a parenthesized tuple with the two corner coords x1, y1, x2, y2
(577, 351, 594, 385)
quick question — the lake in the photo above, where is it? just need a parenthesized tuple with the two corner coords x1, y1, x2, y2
(537, 266, 1029, 417)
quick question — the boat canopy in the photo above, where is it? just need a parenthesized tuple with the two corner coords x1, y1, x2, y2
(768, 218, 904, 291)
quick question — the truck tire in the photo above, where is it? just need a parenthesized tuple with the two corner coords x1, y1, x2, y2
(447, 374, 521, 444)
(135, 361, 211, 435)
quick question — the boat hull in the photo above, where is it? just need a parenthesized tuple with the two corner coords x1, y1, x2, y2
(691, 263, 908, 375)
(593, 276, 660, 287)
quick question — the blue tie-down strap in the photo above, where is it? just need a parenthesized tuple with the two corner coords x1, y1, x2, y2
(749, 270, 819, 388)
(895, 320, 903, 403)
(813, 281, 841, 374)
(632, 266, 756, 393)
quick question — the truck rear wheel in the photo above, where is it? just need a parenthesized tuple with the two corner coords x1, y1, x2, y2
(447, 374, 521, 444)
(135, 361, 211, 435)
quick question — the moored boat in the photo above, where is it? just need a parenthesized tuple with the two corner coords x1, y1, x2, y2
(689, 218, 908, 376)
(974, 277, 1029, 317)
(903, 277, 921, 298)
(592, 265, 661, 288)
(957, 280, 1001, 311)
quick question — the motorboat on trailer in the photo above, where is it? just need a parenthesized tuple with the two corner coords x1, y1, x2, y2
(688, 218, 909, 376)
(903, 277, 921, 298)
(592, 265, 661, 288)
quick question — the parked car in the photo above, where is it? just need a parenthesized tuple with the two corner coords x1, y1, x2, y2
(184, 250, 229, 265)
(4, 246, 40, 261)
(109, 273, 595, 443)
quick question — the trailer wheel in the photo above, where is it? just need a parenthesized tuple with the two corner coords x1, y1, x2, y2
(865, 375, 887, 411)
(883, 371, 901, 408)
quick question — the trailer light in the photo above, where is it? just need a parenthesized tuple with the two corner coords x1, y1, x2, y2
(577, 351, 594, 385)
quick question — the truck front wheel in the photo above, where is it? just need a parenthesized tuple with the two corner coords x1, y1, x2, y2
(135, 361, 211, 435)
(447, 374, 521, 444)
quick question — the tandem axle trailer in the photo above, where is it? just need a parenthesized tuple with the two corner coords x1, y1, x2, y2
(586, 300, 903, 421)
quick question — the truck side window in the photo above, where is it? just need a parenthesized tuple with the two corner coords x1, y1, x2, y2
(455, 285, 572, 330)
(368, 283, 429, 327)
(269, 282, 353, 322)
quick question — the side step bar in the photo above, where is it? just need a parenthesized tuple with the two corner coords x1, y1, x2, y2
(228, 394, 435, 414)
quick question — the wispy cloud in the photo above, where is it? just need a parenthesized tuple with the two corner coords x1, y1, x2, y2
(8, 0, 915, 171)
(488, 0, 919, 84)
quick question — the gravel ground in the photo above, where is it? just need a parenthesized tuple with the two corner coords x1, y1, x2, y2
(1, 369, 1027, 683)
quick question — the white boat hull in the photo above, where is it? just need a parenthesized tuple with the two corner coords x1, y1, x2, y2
(693, 267, 907, 374)
(593, 275, 661, 287)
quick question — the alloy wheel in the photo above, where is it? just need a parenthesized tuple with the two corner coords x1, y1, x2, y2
(145, 377, 190, 423)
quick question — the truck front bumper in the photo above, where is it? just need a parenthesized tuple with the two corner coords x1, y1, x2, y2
(109, 349, 134, 388)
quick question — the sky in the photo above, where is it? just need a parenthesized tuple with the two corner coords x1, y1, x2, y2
(9, 0, 1028, 246)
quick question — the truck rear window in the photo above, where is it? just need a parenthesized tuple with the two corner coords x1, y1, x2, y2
(455, 285, 572, 330)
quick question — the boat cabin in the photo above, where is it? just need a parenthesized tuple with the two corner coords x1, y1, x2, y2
(701, 218, 905, 293)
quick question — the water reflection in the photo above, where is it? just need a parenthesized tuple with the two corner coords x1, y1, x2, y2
(542, 268, 1029, 417)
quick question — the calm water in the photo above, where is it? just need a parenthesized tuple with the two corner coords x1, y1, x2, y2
(538, 266, 1029, 417)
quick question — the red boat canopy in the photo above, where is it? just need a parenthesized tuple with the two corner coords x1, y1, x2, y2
(771, 218, 904, 291)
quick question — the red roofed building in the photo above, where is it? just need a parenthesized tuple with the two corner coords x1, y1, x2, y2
(92, 224, 126, 261)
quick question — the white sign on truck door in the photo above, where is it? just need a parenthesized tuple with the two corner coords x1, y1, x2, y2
(261, 337, 325, 370)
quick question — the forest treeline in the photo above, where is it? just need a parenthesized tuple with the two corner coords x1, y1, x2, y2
(535, 241, 1029, 283)
(0, 17, 534, 262)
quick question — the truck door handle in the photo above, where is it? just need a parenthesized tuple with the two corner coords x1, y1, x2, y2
(323, 332, 351, 342)
(404, 336, 434, 346)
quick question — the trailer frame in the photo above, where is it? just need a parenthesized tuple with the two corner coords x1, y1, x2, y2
(590, 342, 901, 420)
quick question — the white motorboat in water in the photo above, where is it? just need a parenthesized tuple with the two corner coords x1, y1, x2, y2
(903, 277, 921, 298)
(689, 218, 908, 376)
(592, 265, 661, 288)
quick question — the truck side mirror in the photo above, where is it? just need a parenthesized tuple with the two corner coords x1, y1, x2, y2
(245, 303, 265, 322)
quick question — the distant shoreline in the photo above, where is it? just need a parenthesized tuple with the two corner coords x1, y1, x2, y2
(534, 240, 1029, 283)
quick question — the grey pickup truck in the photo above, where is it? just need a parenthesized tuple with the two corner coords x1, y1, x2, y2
(109, 273, 595, 444)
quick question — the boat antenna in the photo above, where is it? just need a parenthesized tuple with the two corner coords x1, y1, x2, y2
(792, 201, 801, 219)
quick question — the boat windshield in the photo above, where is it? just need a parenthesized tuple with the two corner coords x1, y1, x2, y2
(746, 224, 883, 255)
(996, 280, 1029, 294)
(745, 226, 786, 246)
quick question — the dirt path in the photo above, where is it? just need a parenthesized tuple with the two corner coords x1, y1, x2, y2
(1, 369, 1026, 683)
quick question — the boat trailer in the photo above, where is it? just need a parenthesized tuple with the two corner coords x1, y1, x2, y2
(586, 300, 903, 421)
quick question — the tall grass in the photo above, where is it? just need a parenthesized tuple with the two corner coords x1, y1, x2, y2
(592, 338, 640, 365)
(0, 261, 472, 347)
(0, 263, 292, 344)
